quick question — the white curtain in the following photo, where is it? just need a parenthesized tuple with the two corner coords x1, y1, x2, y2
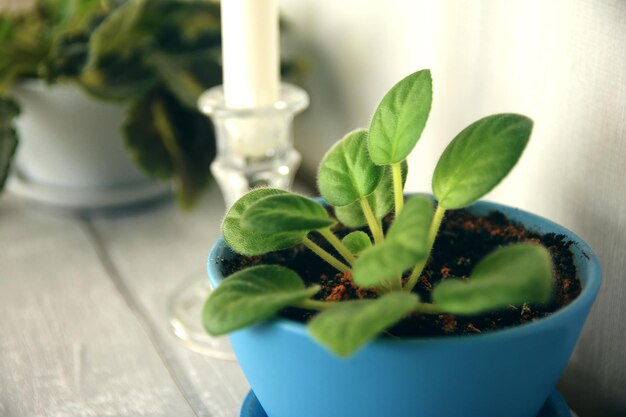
(283, 1, 626, 415)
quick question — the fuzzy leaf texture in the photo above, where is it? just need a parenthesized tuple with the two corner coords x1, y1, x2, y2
(203, 265, 320, 335)
(335, 161, 407, 228)
(353, 196, 434, 288)
(242, 193, 335, 233)
(223, 188, 306, 256)
(318, 129, 384, 207)
(368, 69, 432, 165)
(341, 231, 372, 255)
(432, 243, 554, 315)
(309, 292, 420, 356)
(432, 114, 533, 209)
(0, 96, 19, 191)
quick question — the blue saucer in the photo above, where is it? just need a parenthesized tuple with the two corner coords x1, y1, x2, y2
(240, 389, 572, 417)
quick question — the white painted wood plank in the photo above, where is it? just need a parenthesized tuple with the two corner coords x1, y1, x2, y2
(89, 183, 315, 417)
(88, 185, 249, 417)
(0, 195, 196, 417)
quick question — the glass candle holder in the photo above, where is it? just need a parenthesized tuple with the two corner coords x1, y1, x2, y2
(198, 83, 309, 207)
(168, 83, 309, 358)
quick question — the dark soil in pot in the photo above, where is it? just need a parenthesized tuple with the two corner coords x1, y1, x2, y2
(220, 208, 582, 338)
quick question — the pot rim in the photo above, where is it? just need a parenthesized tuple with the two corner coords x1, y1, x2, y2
(208, 196, 602, 347)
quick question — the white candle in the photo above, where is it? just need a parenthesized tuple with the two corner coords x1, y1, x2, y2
(221, 0, 280, 108)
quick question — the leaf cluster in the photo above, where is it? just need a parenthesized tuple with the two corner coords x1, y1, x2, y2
(203, 69, 553, 357)
(0, 0, 307, 208)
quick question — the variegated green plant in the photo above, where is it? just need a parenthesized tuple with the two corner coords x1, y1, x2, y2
(0, 0, 306, 208)
(203, 69, 553, 357)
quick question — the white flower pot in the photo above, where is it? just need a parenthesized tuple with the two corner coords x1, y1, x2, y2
(8, 82, 169, 210)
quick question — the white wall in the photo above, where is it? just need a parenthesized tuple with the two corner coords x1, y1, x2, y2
(282, 1, 626, 415)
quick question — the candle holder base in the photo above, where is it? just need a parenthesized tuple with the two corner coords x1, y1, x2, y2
(168, 272, 236, 360)
(167, 83, 309, 358)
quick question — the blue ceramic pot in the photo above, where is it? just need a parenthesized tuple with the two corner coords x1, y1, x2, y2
(207, 198, 601, 417)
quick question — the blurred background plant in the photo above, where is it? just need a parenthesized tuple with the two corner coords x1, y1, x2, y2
(0, 0, 307, 208)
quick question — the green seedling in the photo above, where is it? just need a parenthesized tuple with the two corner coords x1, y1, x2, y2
(203, 69, 553, 357)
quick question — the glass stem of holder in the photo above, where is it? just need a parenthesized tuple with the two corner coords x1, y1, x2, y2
(167, 84, 309, 359)
(199, 83, 309, 207)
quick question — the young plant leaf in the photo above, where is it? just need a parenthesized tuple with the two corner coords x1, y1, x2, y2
(432, 114, 533, 209)
(309, 292, 420, 356)
(368, 69, 433, 165)
(242, 193, 336, 233)
(386, 196, 434, 241)
(432, 243, 553, 315)
(203, 265, 320, 335)
(342, 231, 372, 255)
(335, 161, 408, 228)
(318, 129, 384, 207)
(223, 188, 306, 255)
(353, 196, 434, 288)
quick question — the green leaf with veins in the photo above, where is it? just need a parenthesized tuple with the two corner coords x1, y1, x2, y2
(309, 292, 420, 356)
(242, 193, 336, 233)
(432, 243, 553, 315)
(342, 231, 372, 255)
(352, 196, 433, 288)
(318, 129, 384, 207)
(203, 265, 320, 335)
(80, 0, 223, 101)
(140, 0, 221, 54)
(432, 113, 533, 209)
(152, 49, 222, 109)
(0, 0, 110, 91)
(335, 161, 407, 228)
(223, 188, 306, 256)
(80, 0, 156, 100)
(368, 69, 432, 165)
(123, 85, 215, 209)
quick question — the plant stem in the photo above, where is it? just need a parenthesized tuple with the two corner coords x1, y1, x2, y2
(302, 237, 351, 273)
(391, 162, 404, 215)
(359, 197, 385, 244)
(404, 204, 446, 292)
(319, 228, 357, 266)
(295, 299, 337, 311)
(413, 302, 442, 315)
(404, 259, 426, 292)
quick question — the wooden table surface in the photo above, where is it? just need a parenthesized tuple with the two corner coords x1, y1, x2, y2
(0, 182, 582, 417)
(0, 184, 267, 417)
